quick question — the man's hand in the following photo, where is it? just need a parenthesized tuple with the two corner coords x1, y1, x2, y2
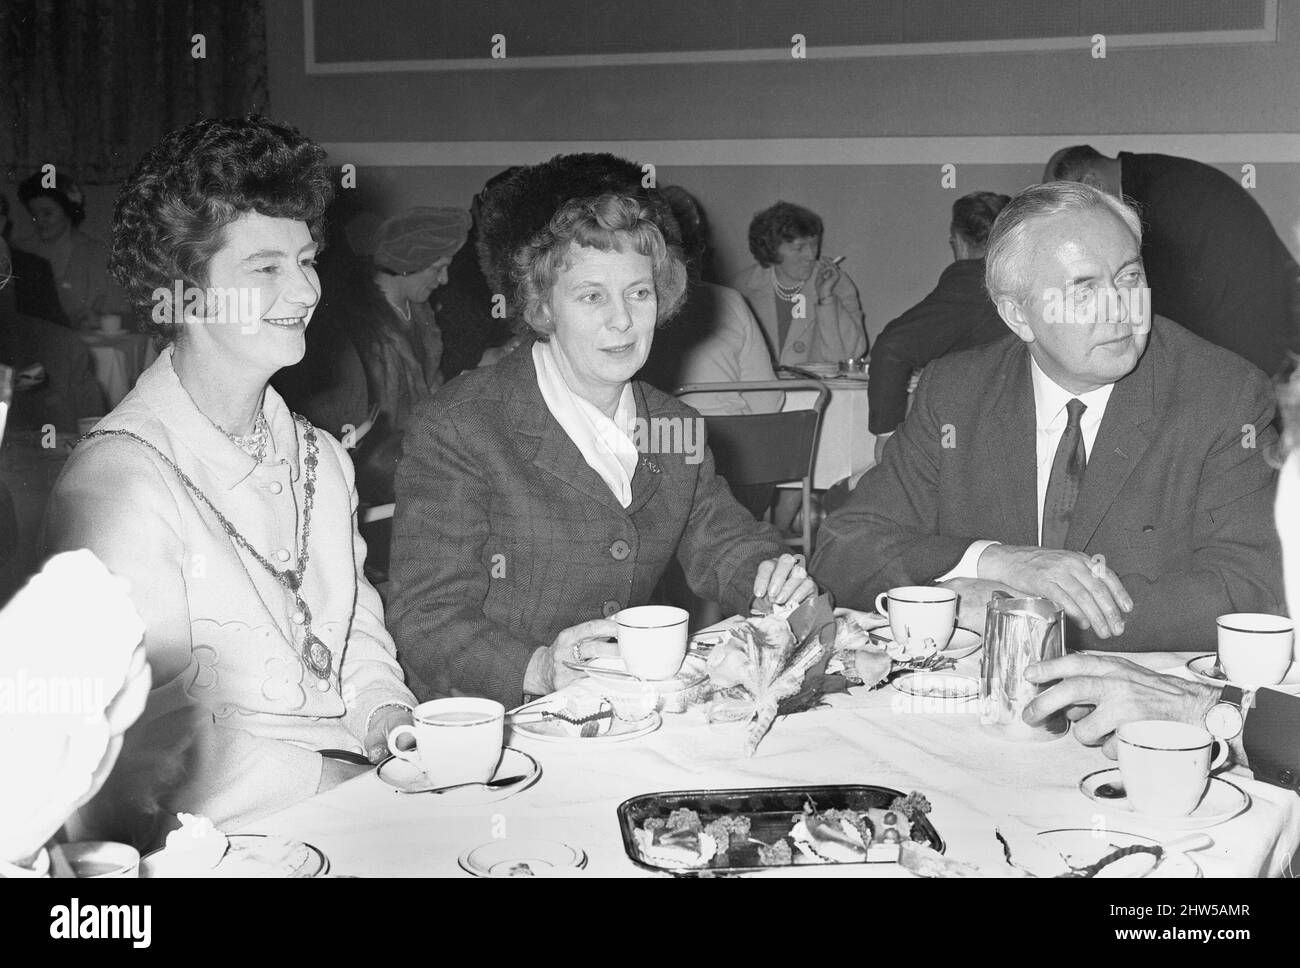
(1022, 653, 1219, 757)
(977, 545, 1132, 638)
(936, 577, 1029, 631)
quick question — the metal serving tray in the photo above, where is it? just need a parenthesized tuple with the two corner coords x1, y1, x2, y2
(617, 784, 944, 876)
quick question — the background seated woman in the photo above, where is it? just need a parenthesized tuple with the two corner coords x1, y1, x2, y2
(389, 191, 814, 707)
(730, 200, 867, 367)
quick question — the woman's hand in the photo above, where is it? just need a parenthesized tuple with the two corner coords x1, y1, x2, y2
(814, 259, 842, 303)
(753, 553, 817, 607)
(535, 619, 619, 693)
(363, 705, 414, 763)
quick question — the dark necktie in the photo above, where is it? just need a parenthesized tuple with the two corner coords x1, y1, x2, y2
(1041, 398, 1087, 549)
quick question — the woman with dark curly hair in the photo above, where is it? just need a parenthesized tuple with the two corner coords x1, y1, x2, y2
(731, 200, 867, 366)
(390, 179, 814, 708)
(43, 116, 415, 835)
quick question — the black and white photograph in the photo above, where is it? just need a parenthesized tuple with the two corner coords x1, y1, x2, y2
(1, 0, 1298, 933)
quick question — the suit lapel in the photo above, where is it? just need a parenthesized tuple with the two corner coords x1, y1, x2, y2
(506, 341, 630, 515)
(1065, 341, 1156, 551)
(987, 344, 1039, 545)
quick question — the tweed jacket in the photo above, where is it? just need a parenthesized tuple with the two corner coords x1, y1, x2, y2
(812, 316, 1285, 653)
(44, 348, 414, 830)
(388, 340, 783, 707)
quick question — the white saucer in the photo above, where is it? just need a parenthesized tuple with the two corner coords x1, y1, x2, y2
(1185, 654, 1300, 694)
(1079, 768, 1250, 830)
(582, 654, 708, 688)
(1035, 828, 1201, 878)
(509, 694, 661, 744)
(376, 746, 540, 801)
(891, 671, 979, 701)
(458, 839, 587, 877)
(868, 626, 983, 660)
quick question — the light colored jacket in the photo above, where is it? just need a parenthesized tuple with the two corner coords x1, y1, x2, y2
(730, 263, 867, 366)
(44, 348, 414, 830)
(673, 282, 783, 415)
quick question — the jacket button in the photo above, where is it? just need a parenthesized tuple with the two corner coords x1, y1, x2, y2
(792, 340, 806, 353)
(1142, 525, 1154, 534)
(609, 539, 631, 561)
(601, 599, 621, 618)
(275, 549, 292, 563)
(268, 481, 283, 495)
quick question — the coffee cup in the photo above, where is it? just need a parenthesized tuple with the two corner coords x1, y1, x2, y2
(99, 313, 123, 334)
(873, 585, 956, 649)
(616, 605, 688, 680)
(386, 697, 504, 786)
(51, 841, 140, 878)
(1116, 720, 1228, 817)
(1217, 613, 1294, 686)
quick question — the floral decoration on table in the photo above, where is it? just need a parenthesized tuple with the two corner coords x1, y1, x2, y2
(702, 597, 959, 755)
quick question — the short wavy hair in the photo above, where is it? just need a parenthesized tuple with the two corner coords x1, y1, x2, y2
(110, 115, 334, 342)
(18, 170, 86, 226)
(747, 201, 824, 267)
(984, 181, 1142, 305)
(511, 194, 687, 336)
(951, 191, 1011, 251)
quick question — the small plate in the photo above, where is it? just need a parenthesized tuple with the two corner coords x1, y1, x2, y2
(868, 626, 983, 660)
(1185, 654, 1300, 694)
(1035, 828, 1200, 878)
(509, 695, 661, 744)
(1079, 768, 1250, 829)
(891, 671, 979, 701)
(376, 746, 540, 801)
(142, 834, 329, 878)
(458, 839, 588, 878)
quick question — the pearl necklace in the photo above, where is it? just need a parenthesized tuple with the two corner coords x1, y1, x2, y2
(220, 410, 271, 463)
(771, 270, 805, 302)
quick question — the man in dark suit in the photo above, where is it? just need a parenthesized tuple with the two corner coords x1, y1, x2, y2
(812, 182, 1284, 653)
(1022, 363, 1300, 795)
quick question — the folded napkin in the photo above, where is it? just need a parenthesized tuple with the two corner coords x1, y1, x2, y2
(0, 550, 146, 864)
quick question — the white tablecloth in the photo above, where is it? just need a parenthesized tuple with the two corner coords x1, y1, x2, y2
(781, 378, 874, 490)
(244, 649, 1300, 878)
(80, 331, 158, 410)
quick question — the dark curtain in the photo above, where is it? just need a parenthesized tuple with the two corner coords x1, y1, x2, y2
(1, 0, 268, 184)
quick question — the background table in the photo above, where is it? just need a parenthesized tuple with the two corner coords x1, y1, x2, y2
(80, 331, 158, 410)
(780, 377, 874, 490)
(246, 649, 1300, 878)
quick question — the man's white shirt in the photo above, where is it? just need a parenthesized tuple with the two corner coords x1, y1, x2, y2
(938, 355, 1115, 580)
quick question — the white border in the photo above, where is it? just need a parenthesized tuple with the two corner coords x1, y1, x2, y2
(319, 135, 1300, 167)
(304, 0, 1278, 74)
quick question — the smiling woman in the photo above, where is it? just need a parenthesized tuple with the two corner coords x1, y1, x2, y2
(42, 117, 417, 843)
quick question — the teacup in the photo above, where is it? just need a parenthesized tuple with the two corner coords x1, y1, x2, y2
(51, 841, 140, 878)
(616, 605, 688, 680)
(1217, 613, 1294, 686)
(873, 585, 956, 650)
(387, 697, 504, 786)
(99, 313, 123, 334)
(1116, 720, 1227, 817)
